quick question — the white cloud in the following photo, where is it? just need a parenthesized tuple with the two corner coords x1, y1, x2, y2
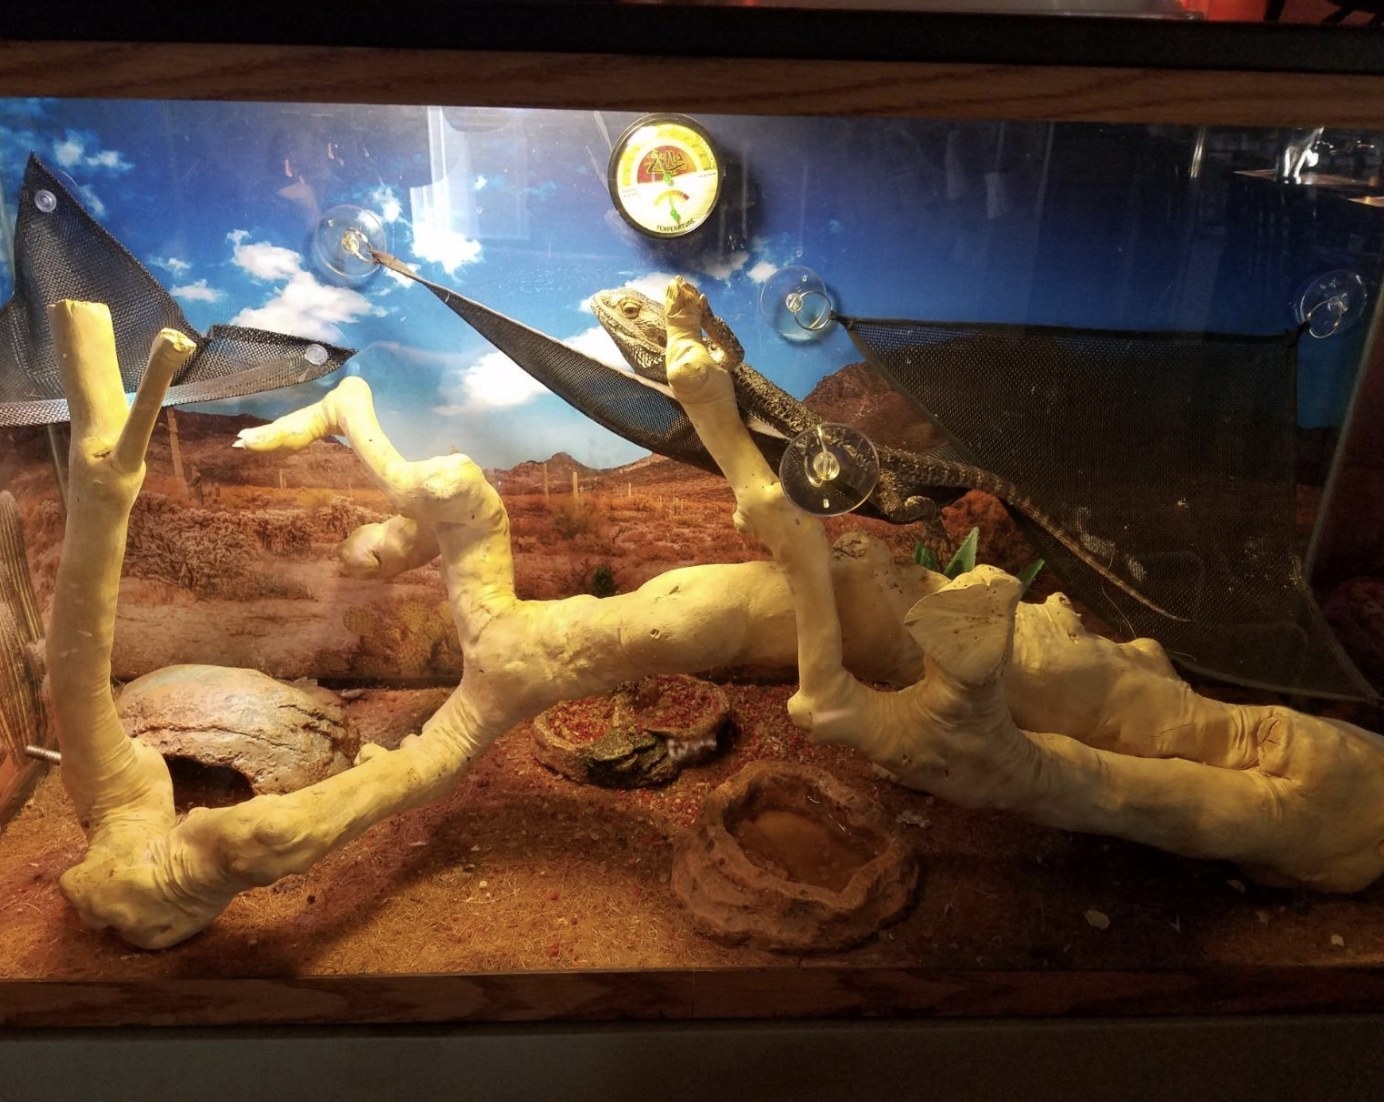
(696, 250, 749, 283)
(627, 271, 681, 301)
(562, 324, 630, 372)
(52, 135, 83, 168)
(77, 185, 106, 218)
(150, 256, 192, 275)
(432, 324, 637, 421)
(223, 230, 381, 342)
(410, 221, 482, 274)
(52, 132, 132, 172)
(407, 153, 485, 275)
(434, 348, 552, 415)
(229, 269, 381, 344)
(86, 149, 132, 171)
(369, 185, 402, 224)
(473, 175, 487, 191)
(578, 272, 678, 315)
(171, 279, 223, 303)
(748, 259, 779, 283)
(347, 342, 645, 470)
(227, 229, 302, 281)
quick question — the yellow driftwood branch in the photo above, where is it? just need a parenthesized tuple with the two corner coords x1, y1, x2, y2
(55, 337, 922, 946)
(49, 284, 1384, 951)
(658, 275, 1384, 894)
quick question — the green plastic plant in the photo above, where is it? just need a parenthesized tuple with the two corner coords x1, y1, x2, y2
(914, 525, 1044, 594)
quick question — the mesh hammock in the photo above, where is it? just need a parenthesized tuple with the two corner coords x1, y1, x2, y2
(0, 155, 353, 427)
(382, 255, 1372, 702)
(838, 314, 1374, 702)
(369, 252, 813, 507)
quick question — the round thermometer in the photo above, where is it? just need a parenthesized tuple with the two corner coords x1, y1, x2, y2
(608, 114, 723, 239)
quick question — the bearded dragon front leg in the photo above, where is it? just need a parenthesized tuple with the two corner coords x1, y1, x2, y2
(662, 277, 1037, 796)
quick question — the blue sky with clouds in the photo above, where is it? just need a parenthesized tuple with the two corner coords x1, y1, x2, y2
(0, 100, 1372, 467)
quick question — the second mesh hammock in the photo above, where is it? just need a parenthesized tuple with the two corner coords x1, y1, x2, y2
(838, 313, 1373, 702)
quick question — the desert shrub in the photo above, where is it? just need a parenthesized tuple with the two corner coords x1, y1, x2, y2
(311, 495, 388, 542)
(311, 646, 353, 678)
(290, 487, 340, 512)
(17, 497, 64, 605)
(341, 596, 461, 680)
(24, 496, 66, 550)
(242, 572, 314, 600)
(553, 557, 622, 598)
(550, 503, 594, 541)
(590, 562, 618, 598)
(219, 487, 277, 510)
(624, 494, 660, 514)
(125, 493, 257, 598)
(242, 508, 313, 558)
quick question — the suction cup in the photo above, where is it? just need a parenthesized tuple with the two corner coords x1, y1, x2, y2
(1295, 269, 1368, 339)
(778, 423, 879, 517)
(30, 168, 80, 215)
(758, 265, 834, 342)
(312, 205, 386, 284)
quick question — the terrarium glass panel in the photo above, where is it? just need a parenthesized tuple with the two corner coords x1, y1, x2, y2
(1, 99, 1382, 986)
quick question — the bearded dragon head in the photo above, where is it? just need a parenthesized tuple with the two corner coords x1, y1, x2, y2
(591, 287, 668, 382)
(592, 284, 745, 385)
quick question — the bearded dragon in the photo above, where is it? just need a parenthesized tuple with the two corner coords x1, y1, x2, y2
(592, 285, 1185, 622)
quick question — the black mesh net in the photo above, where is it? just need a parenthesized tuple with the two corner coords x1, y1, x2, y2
(0, 155, 353, 427)
(839, 315, 1375, 701)
(405, 261, 1371, 699)
(378, 256, 840, 513)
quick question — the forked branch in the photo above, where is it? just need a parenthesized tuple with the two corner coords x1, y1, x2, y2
(47, 285, 1384, 951)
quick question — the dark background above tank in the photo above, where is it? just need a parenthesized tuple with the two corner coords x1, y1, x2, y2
(2, 1, 1384, 75)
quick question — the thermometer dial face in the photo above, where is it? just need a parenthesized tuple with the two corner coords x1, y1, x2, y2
(608, 115, 723, 239)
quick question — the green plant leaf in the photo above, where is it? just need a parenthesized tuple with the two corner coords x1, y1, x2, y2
(944, 527, 979, 578)
(1016, 558, 1045, 593)
(913, 543, 939, 571)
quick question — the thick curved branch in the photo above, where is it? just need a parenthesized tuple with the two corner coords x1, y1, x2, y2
(660, 275, 1384, 893)
(56, 349, 925, 946)
(51, 284, 1384, 951)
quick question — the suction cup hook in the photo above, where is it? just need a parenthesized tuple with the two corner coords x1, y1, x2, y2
(759, 265, 835, 343)
(31, 168, 81, 215)
(779, 422, 879, 517)
(312, 204, 386, 284)
(1295, 269, 1368, 339)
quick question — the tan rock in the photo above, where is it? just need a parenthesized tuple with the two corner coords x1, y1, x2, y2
(672, 761, 917, 952)
(531, 674, 729, 788)
(117, 665, 355, 795)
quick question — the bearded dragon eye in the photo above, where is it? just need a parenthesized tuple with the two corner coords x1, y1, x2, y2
(620, 299, 641, 319)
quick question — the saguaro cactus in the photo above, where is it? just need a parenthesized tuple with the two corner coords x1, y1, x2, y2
(0, 490, 41, 643)
(0, 604, 42, 764)
(0, 490, 44, 767)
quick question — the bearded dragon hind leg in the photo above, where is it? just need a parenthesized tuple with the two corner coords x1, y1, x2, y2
(862, 467, 934, 523)
(897, 495, 943, 526)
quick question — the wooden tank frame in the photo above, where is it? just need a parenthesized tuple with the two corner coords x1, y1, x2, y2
(1, 1, 1383, 1028)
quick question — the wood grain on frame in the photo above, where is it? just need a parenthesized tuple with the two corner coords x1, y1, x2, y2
(2, 29, 1384, 1032)
(1, 41, 1384, 128)
(7, 966, 1384, 1027)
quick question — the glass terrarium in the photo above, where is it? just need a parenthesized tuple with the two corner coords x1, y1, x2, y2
(1, 1, 1384, 1036)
